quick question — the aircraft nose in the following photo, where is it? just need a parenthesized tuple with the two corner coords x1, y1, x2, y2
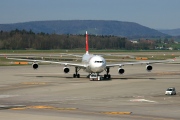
(91, 63, 105, 72)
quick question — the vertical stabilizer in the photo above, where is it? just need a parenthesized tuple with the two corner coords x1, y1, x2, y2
(86, 31, 89, 54)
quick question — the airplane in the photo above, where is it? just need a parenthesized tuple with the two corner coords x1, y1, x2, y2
(7, 31, 175, 80)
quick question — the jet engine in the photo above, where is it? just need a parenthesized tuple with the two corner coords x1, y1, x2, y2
(118, 68, 125, 74)
(32, 63, 38, 69)
(146, 65, 153, 72)
(63, 67, 70, 73)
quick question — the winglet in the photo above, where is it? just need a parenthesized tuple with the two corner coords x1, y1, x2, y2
(86, 31, 89, 54)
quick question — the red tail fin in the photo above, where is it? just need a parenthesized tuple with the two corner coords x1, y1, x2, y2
(86, 31, 89, 54)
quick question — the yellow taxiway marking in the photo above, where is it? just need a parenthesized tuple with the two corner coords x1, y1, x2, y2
(102, 112, 132, 115)
(10, 106, 175, 120)
(29, 106, 54, 109)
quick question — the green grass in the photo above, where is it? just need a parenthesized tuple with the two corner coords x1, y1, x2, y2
(0, 50, 179, 66)
(0, 49, 179, 54)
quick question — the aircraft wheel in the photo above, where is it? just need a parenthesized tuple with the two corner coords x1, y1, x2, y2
(108, 75, 111, 79)
(77, 74, 80, 78)
(73, 74, 76, 78)
(104, 74, 107, 79)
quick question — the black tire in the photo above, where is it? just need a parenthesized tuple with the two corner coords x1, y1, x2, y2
(108, 75, 111, 79)
(104, 74, 107, 79)
(73, 74, 76, 78)
(77, 74, 80, 78)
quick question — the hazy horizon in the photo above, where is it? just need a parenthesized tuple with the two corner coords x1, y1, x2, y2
(1, 0, 180, 29)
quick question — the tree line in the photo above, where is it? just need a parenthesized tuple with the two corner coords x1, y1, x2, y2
(0, 29, 166, 50)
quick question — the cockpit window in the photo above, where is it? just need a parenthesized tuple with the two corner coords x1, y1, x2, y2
(95, 61, 104, 63)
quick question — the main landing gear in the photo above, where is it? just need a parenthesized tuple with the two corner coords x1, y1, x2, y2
(104, 68, 111, 79)
(73, 67, 81, 78)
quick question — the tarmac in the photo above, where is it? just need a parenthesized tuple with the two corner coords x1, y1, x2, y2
(0, 63, 180, 120)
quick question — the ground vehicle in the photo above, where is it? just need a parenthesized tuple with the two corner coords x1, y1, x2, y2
(89, 73, 102, 81)
(165, 87, 176, 95)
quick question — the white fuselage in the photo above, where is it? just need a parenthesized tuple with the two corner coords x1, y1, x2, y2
(82, 54, 106, 73)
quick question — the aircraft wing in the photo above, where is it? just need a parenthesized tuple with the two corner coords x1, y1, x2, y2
(65, 54, 82, 58)
(106, 59, 175, 67)
(7, 58, 86, 68)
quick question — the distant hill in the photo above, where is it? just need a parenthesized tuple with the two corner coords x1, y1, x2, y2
(158, 28, 180, 36)
(0, 20, 167, 38)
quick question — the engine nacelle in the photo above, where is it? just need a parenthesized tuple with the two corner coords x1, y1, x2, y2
(146, 65, 153, 72)
(32, 63, 38, 69)
(63, 67, 70, 73)
(118, 68, 125, 74)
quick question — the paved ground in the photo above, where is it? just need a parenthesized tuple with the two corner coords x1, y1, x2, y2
(0, 63, 180, 120)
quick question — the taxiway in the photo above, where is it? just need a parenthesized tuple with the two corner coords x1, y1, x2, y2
(0, 63, 180, 120)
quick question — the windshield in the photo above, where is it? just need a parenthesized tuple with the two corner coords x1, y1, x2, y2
(167, 88, 173, 91)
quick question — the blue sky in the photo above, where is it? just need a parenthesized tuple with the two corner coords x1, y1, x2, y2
(0, 0, 179, 29)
